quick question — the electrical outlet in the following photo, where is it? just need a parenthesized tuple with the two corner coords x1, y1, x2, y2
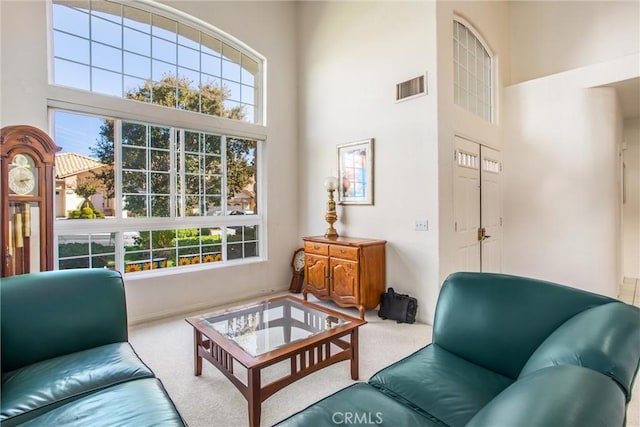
(415, 219, 428, 231)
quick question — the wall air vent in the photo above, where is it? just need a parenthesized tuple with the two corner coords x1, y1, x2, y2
(396, 73, 427, 102)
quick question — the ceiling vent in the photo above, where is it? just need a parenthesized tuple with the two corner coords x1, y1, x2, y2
(396, 73, 427, 102)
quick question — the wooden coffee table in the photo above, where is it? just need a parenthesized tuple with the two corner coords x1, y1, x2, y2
(186, 295, 366, 427)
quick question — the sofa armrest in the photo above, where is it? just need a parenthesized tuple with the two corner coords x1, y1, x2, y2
(433, 272, 614, 379)
(519, 302, 640, 401)
(466, 366, 627, 427)
(1, 269, 128, 373)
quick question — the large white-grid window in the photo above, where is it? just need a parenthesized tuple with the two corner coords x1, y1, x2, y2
(453, 19, 493, 122)
(50, 0, 265, 275)
(52, 0, 260, 123)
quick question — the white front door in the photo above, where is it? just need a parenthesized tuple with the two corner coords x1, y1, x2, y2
(454, 136, 502, 272)
(454, 137, 481, 272)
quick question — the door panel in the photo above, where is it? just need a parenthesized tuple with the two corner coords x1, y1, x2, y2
(454, 137, 481, 272)
(331, 258, 358, 304)
(481, 146, 502, 272)
(305, 254, 329, 297)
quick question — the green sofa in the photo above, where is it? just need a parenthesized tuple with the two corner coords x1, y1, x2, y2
(276, 272, 640, 426)
(1, 269, 186, 427)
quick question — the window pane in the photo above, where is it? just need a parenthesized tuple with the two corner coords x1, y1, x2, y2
(122, 122, 147, 147)
(204, 156, 222, 175)
(124, 194, 147, 217)
(54, 58, 90, 90)
(152, 59, 176, 82)
(222, 59, 241, 82)
(91, 0, 121, 24)
(178, 46, 199, 70)
(204, 134, 221, 154)
(92, 68, 122, 97)
(152, 14, 176, 41)
(202, 33, 222, 57)
(224, 80, 241, 102)
(124, 27, 151, 56)
(54, 31, 90, 64)
(150, 126, 170, 149)
(151, 195, 170, 217)
(178, 23, 199, 49)
(226, 138, 257, 214)
(241, 56, 258, 86)
(123, 5, 150, 33)
(152, 37, 177, 64)
(202, 54, 221, 76)
(151, 172, 170, 193)
(124, 52, 151, 79)
(122, 170, 146, 192)
(92, 15, 122, 48)
(53, 2, 90, 38)
(92, 42, 122, 72)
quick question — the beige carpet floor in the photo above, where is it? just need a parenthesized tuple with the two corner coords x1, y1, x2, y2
(129, 293, 640, 427)
(129, 293, 432, 427)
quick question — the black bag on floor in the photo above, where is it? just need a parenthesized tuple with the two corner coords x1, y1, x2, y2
(378, 287, 417, 324)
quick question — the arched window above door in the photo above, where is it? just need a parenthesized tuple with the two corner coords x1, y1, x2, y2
(453, 19, 493, 123)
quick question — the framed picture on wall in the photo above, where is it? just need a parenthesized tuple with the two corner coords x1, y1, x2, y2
(337, 139, 374, 205)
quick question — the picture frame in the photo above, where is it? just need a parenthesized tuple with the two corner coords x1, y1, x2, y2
(337, 139, 374, 205)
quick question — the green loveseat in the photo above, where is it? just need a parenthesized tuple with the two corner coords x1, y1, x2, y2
(276, 272, 640, 426)
(1, 269, 186, 427)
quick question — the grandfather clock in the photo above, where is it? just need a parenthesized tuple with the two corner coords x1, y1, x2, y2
(1, 125, 61, 277)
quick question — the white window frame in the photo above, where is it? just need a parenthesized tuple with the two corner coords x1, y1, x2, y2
(47, 0, 268, 277)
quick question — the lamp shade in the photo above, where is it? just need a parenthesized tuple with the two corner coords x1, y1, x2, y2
(323, 176, 338, 191)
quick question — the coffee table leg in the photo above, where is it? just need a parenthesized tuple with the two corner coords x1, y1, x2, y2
(247, 368, 261, 427)
(193, 329, 203, 376)
(351, 328, 359, 380)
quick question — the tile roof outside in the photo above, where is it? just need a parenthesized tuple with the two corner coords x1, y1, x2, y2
(55, 152, 105, 179)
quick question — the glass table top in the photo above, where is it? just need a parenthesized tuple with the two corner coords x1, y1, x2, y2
(201, 297, 351, 357)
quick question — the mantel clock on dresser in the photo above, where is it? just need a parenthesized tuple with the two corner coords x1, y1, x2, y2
(1, 125, 61, 277)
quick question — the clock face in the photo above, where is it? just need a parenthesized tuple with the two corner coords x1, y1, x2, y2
(293, 250, 305, 272)
(9, 154, 37, 196)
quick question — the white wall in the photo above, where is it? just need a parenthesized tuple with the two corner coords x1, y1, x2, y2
(509, 1, 640, 84)
(1, 0, 300, 323)
(297, 1, 440, 322)
(503, 56, 638, 296)
(623, 118, 640, 278)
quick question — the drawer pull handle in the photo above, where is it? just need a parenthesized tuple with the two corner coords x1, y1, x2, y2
(314, 245, 320, 250)
(340, 249, 347, 254)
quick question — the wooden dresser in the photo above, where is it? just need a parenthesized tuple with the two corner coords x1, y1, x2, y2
(302, 236, 386, 319)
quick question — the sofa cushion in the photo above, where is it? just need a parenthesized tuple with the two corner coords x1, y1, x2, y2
(1, 342, 154, 426)
(1, 269, 128, 373)
(275, 382, 442, 427)
(433, 272, 614, 379)
(519, 302, 640, 401)
(368, 343, 513, 426)
(467, 365, 627, 427)
(17, 378, 186, 427)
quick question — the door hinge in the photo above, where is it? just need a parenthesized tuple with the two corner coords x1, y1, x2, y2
(454, 222, 458, 232)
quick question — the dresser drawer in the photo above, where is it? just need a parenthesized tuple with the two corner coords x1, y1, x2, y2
(305, 241, 329, 256)
(329, 245, 359, 261)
